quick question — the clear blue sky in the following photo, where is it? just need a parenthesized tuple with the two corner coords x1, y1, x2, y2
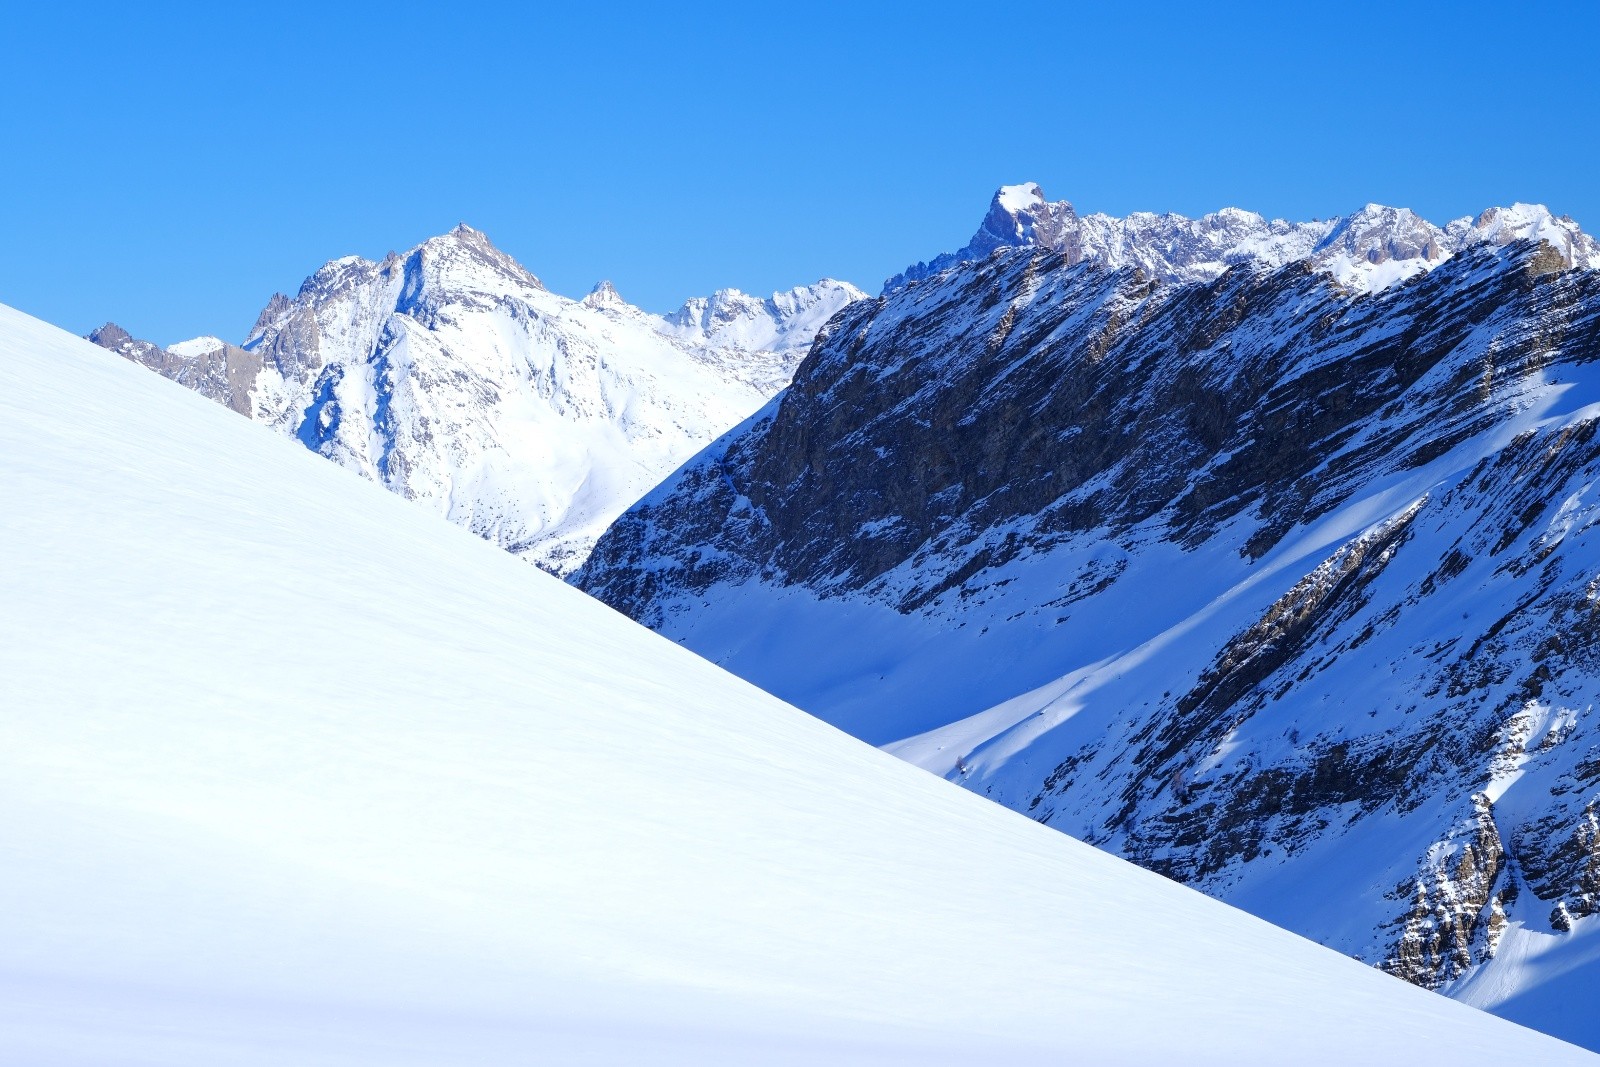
(3, 1, 1597, 345)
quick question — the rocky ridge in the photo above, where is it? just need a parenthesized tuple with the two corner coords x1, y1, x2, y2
(87, 323, 260, 416)
(887, 183, 1600, 294)
(576, 224, 1600, 1048)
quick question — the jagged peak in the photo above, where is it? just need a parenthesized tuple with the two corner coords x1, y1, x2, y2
(427, 221, 496, 254)
(85, 321, 170, 357)
(581, 279, 627, 309)
(87, 322, 134, 347)
(245, 293, 292, 347)
(298, 254, 379, 298)
(276, 225, 545, 323)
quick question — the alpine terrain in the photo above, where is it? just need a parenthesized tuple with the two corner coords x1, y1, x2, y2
(90, 225, 862, 573)
(13, 302, 1596, 1062)
(576, 186, 1600, 1049)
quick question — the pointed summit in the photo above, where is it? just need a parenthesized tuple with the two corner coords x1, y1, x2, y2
(581, 279, 626, 309)
(86, 322, 136, 350)
(885, 182, 1081, 289)
(407, 223, 544, 291)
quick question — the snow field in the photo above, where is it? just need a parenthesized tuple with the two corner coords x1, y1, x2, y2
(1, 302, 1592, 1063)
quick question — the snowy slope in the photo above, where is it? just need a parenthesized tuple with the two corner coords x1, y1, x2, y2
(4, 305, 1592, 1063)
(578, 237, 1600, 1048)
(887, 182, 1600, 293)
(93, 228, 862, 574)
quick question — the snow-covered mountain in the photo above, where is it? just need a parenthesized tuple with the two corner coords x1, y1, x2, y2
(577, 228, 1600, 1049)
(90, 227, 862, 574)
(887, 182, 1600, 294)
(13, 302, 1592, 1063)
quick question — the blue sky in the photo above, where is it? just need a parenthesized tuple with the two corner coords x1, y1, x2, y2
(3, 1, 1597, 344)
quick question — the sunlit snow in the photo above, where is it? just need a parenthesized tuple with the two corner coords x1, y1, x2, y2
(3, 304, 1594, 1062)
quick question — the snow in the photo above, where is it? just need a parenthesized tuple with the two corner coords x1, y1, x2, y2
(2, 302, 1592, 1063)
(1452, 918, 1600, 1049)
(995, 182, 1045, 214)
(166, 334, 227, 357)
(655, 280, 864, 358)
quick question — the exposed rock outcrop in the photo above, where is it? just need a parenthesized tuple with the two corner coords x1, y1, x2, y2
(87, 323, 260, 415)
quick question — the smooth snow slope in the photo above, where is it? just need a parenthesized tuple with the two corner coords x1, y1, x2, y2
(1, 301, 1590, 1065)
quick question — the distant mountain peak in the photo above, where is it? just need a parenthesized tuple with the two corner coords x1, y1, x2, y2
(581, 279, 626, 309)
(86, 322, 135, 349)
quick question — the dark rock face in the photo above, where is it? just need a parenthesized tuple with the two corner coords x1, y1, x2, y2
(575, 240, 1600, 1015)
(582, 241, 1598, 620)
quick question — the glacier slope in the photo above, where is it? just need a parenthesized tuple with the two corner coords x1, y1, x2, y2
(3, 305, 1593, 1063)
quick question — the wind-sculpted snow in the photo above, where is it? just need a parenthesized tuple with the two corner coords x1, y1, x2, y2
(14, 303, 1594, 1064)
(577, 238, 1600, 1049)
(886, 182, 1599, 294)
(92, 227, 862, 574)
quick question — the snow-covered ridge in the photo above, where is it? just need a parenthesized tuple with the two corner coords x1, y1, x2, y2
(656, 280, 865, 364)
(92, 226, 863, 574)
(887, 182, 1600, 293)
(6, 300, 1593, 1065)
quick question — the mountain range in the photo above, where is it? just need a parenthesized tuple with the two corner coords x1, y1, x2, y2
(887, 183, 1600, 294)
